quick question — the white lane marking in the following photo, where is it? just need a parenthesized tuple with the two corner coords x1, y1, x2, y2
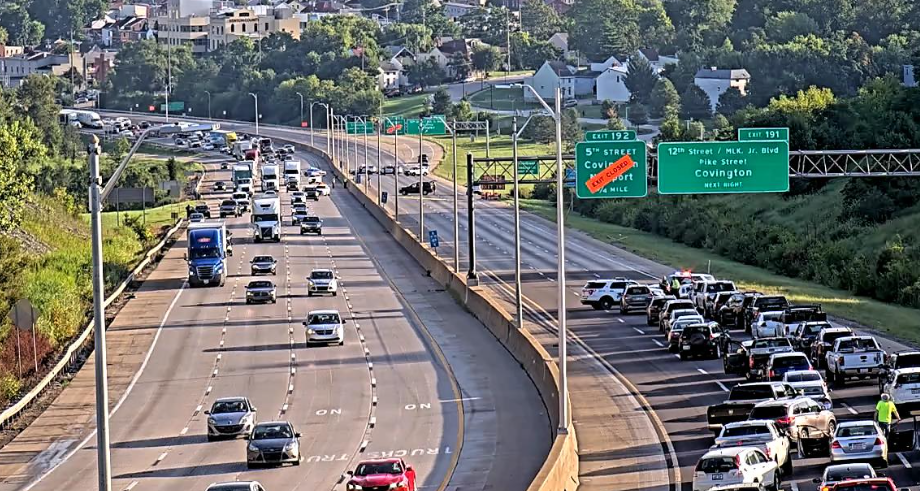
(697, 368, 708, 375)
(674, 354, 681, 359)
(289, 384, 294, 393)
(194, 404, 202, 414)
(216, 354, 221, 362)
(652, 339, 664, 347)
(22, 281, 189, 490)
(790, 483, 799, 491)
(368, 362, 374, 370)
(372, 396, 378, 405)
(360, 440, 369, 451)
(205, 386, 212, 395)
(369, 417, 376, 427)
(180, 427, 189, 435)
(371, 378, 377, 387)
(617, 318, 624, 323)
(124, 481, 138, 491)
(633, 327, 644, 335)
(571, 291, 580, 297)
(897, 452, 912, 469)
(281, 403, 289, 413)
(842, 403, 858, 415)
(155, 452, 168, 465)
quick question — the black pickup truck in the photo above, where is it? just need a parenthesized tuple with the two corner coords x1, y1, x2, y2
(706, 382, 798, 437)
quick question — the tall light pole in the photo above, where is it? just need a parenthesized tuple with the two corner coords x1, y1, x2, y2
(204, 90, 212, 121)
(297, 92, 304, 130)
(248, 92, 259, 136)
(509, 112, 539, 329)
(311, 102, 329, 148)
(514, 83, 567, 433)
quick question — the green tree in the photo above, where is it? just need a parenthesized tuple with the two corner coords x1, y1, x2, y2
(567, 0, 642, 60)
(381, 23, 433, 53)
(0, 3, 44, 46)
(649, 78, 680, 118)
(627, 103, 649, 126)
(658, 115, 684, 141)
(712, 113, 733, 138)
(432, 88, 452, 115)
(561, 108, 582, 150)
(471, 44, 502, 74)
(458, 7, 510, 46)
(624, 56, 658, 105)
(0, 121, 41, 231)
(449, 51, 472, 80)
(452, 99, 474, 121)
(510, 32, 562, 70)
(601, 99, 618, 119)
(16, 75, 62, 152)
(680, 85, 713, 120)
(765, 11, 820, 43)
(406, 59, 446, 88)
(768, 86, 836, 117)
(716, 86, 746, 116)
(607, 117, 626, 130)
(687, 120, 706, 139)
(0, 26, 8, 44)
(521, 0, 563, 39)
(109, 137, 131, 164)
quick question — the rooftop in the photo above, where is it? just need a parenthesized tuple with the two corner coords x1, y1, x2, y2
(694, 67, 751, 80)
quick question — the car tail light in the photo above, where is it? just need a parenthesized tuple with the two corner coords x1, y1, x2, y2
(776, 416, 792, 426)
(874, 438, 883, 446)
(749, 356, 755, 368)
(769, 370, 775, 379)
(763, 446, 772, 458)
(831, 440, 842, 449)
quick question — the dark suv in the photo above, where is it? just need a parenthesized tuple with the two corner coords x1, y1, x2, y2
(678, 322, 724, 360)
(717, 291, 760, 329)
(400, 181, 436, 195)
(647, 295, 676, 326)
(620, 285, 653, 314)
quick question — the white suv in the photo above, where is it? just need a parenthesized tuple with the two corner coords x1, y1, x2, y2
(307, 269, 338, 296)
(692, 447, 779, 491)
(303, 310, 345, 347)
(881, 367, 920, 406)
(580, 278, 639, 311)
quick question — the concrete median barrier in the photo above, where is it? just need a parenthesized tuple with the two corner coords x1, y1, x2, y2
(302, 146, 579, 491)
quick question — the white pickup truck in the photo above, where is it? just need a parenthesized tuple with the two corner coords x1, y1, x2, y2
(712, 420, 792, 475)
(825, 336, 885, 387)
(751, 311, 785, 339)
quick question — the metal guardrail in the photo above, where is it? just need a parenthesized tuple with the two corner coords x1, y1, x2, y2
(0, 216, 187, 429)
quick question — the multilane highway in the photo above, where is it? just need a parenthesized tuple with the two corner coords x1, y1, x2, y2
(0, 135, 549, 491)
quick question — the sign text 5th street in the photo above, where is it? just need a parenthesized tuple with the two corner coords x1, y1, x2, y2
(575, 140, 647, 199)
(657, 140, 790, 194)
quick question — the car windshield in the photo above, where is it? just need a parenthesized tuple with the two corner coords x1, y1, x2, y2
(304, 216, 320, 222)
(252, 424, 293, 440)
(627, 287, 650, 295)
(722, 425, 770, 437)
(803, 323, 830, 336)
(749, 405, 788, 419)
(248, 281, 273, 289)
(233, 193, 247, 200)
(825, 467, 874, 482)
(785, 371, 821, 383)
(672, 309, 698, 319)
(311, 271, 334, 280)
(309, 313, 340, 325)
(896, 372, 920, 384)
(833, 484, 893, 491)
(729, 386, 774, 400)
(773, 356, 809, 369)
(801, 386, 826, 397)
(707, 282, 735, 292)
(696, 457, 737, 473)
(753, 339, 791, 349)
(895, 354, 920, 369)
(221, 200, 236, 206)
(837, 425, 878, 438)
(253, 256, 273, 263)
(837, 338, 878, 351)
(354, 462, 402, 476)
(212, 400, 248, 413)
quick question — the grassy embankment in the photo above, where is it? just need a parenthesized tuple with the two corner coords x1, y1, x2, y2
(520, 191, 920, 345)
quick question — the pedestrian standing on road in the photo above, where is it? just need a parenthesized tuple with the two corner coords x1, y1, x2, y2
(875, 393, 901, 438)
(671, 277, 680, 295)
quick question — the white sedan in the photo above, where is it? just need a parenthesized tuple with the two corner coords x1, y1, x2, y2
(692, 447, 779, 491)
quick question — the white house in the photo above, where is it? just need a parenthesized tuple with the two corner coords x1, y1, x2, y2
(525, 60, 576, 100)
(377, 59, 408, 90)
(595, 65, 630, 103)
(589, 55, 622, 73)
(547, 32, 568, 55)
(444, 2, 477, 18)
(636, 48, 678, 73)
(694, 67, 751, 111)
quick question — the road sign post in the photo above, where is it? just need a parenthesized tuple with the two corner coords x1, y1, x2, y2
(405, 117, 447, 135)
(574, 140, 648, 198)
(738, 127, 789, 142)
(517, 159, 539, 175)
(346, 121, 374, 135)
(657, 140, 790, 194)
(7, 299, 38, 376)
(428, 230, 439, 254)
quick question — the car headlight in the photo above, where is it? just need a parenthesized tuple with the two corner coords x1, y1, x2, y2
(248, 443, 259, 452)
(284, 441, 298, 452)
(307, 328, 314, 334)
(189, 269, 196, 276)
(207, 417, 216, 425)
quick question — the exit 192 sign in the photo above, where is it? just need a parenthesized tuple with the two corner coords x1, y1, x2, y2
(574, 140, 647, 198)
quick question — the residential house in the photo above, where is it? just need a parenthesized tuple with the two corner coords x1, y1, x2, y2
(84, 45, 118, 84)
(115, 16, 151, 45)
(298, 0, 349, 21)
(208, 6, 301, 52)
(525, 60, 577, 100)
(0, 45, 24, 58)
(444, 2, 478, 19)
(694, 67, 751, 111)
(595, 65, 630, 103)
(383, 45, 415, 65)
(0, 51, 85, 88)
(544, 0, 573, 15)
(589, 55, 622, 73)
(547, 33, 568, 56)
(635, 48, 678, 73)
(417, 38, 483, 80)
(378, 59, 407, 90)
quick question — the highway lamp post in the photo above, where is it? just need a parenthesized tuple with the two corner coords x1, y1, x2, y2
(362, 116, 370, 193)
(510, 114, 538, 329)
(451, 122, 459, 272)
(326, 106, 332, 156)
(376, 120, 382, 204)
(514, 83, 567, 433)
(249, 92, 259, 136)
(204, 90, 212, 121)
(310, 102, 329, 149)
(297, 92, 304, 131)
(418, 119, 425, 241)
(393, 117, 399, 222)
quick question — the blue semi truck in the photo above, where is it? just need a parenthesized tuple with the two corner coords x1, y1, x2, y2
(186, 221, 230, 287)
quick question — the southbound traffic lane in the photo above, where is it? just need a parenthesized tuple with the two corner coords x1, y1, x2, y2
(301, 149, 552, 490)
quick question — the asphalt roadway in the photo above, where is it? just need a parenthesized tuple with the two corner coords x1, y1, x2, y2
(10, 138, 549, 491)
(93, 114, 920, 490)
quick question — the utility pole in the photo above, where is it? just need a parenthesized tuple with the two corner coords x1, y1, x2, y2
(204, 90, 212, 121)
(418, 120, 424, 241)
(376, 121, 382, 204)
(552, 86, 568, 433)
(165, 40, 172, 123)
(249, 92, 259, 136)
(512, 117, 523, 329)
(452, 122, 459, 273)
(297, 92, 304, 131)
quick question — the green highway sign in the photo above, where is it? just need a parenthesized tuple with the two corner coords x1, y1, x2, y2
(382, 116, 406, 135)
(585, 130, 637, 142)
(346, 121, 374, 135)
(738, 127, 789, 141)
(405, 117, 447, 135)
(517, 160, 538, 175)
(657, 140, 790, 195)
(575, 140, 647, 199)
(160, 101, 185, 112)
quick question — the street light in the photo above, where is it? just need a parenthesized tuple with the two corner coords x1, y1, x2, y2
(204, 90, 212, 121)
(510, 83, 567, 434)
(510, 112, 542, 330)
(297, 92, 304, 129)
(311, 102, 330, 148)
(248, 92, 259, 136)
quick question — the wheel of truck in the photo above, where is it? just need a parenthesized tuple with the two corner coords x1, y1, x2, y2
(600, 297, 614, 310)
(834, 371, 846, 388)
(591, 304, 603, 311)
(770, 470, 781, 491)
(679, 351, 688, 361)
(780, 452, 793, 476)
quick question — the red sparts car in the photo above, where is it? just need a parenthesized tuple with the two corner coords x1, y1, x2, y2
(831, 478, 906, 491)
(346, 458, 416, 491)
